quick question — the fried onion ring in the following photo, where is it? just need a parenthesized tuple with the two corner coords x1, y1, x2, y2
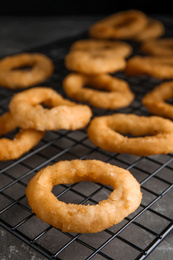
(9, 87, 92, 131)
(134, 18, 165, 42)
(125, 55, 173, 79)
(25, 159, 142, 233)
(63, 73, 135, 109)
(0, 112, 44, 161)
(0, 53, 54, 89)
(70, 39, 132, 58)
(64, 49, 126, 75)
(141, 38, 173, 56)
(89, 9, 148, 40)
(143, 81, 173, 119)
(87, 113, 173, 156)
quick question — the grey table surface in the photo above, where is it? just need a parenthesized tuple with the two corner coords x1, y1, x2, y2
(0, 15, 172, 260)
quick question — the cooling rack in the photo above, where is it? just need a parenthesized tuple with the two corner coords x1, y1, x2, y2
(0, 15, 173, 260)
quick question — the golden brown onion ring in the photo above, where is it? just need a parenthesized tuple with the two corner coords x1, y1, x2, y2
(125, 55, 173, 79)
(143, 81, 173, 119)
(70, 39, 132, 58)
(134, 18, 165, 42)
(26, 159, 142, 233)
(87, 113, 173, 156)
(63, 73, 134, 109)
(0, 112, 44, 161)
(141, 38, 173, 56)
(0, 53, 54, 89)
(9, 87, 92, 131)
(64, 49, 126, 75)
(89, 9, 148, 40)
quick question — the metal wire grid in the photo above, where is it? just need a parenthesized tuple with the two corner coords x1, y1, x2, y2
(0, 16, 173, 260)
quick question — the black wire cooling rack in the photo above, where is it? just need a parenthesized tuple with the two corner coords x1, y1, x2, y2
(0, 15, 173, 260)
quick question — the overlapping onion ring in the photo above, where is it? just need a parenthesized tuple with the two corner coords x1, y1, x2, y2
(89, 9, 148, 40)
(143, 81, 173, 119)
(141, 38, 173, 56)
(63, 73, 135, 109)
(134, 18, 165, 42)
(70, 39, 132, 58)
(64, 49, 126, 75)
(9, 87, 92, 131)
(125, 55, 173, 79)
(25, 159, 142, 233)
(0, 53, 54, 89)
(0, 112, 44, 161)
(87, 113, 173, 156)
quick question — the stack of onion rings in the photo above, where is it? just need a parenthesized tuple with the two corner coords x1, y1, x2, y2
(0, 52, 54, 89)
(141, 38, 173, 56)
(9, 87, 92, 131)
(63, 73, 135, 109)
(0, 112, 44, 161)
(89, 9, 148, 40)
(142, 81, 173, 119)
(26, 159, 142, 233)
(125, 55, 173, 79)
(87, 113, 173, 156)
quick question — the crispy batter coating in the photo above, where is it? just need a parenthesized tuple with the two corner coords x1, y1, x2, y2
(125, 55, 173, 79)
(89, 9, 148, 40)
(65, 49, 126, 75)
(87, 113, 173, 156)
(9, 87, 92, 131)
(143, 81, 173, 119)
(134, 18, 165, 42)
(63, 73, 134, 109)
(0, 53, 54, 89)
(70, 39, 132, 58)
(0, 112, 44, 161)
(25, 159, 142, 233)
(141, 38, 173, 56)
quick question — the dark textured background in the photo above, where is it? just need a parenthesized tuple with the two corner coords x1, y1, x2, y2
(1, 1, 173, 16)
